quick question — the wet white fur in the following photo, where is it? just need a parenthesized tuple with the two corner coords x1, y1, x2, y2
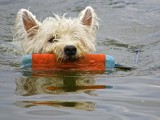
(14, 6, 99, 60)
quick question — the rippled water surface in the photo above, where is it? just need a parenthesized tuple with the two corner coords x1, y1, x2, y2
(0, 0, 160, 120)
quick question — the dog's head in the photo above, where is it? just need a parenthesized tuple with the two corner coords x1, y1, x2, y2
(14, 6, 99, 60)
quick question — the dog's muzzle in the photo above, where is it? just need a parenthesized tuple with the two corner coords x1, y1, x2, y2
(64, 45, 77, 56)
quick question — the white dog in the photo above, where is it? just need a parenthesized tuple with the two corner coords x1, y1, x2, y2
(14, 6, 99, 60)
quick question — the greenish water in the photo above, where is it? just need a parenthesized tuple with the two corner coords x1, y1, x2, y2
(0, 0, 160, 120)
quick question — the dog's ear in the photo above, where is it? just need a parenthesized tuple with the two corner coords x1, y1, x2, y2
(15, 9, 40, 38)
(79, 6, 99, 31)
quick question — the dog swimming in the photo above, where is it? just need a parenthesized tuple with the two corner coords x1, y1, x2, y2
(14, 6, 99, 60)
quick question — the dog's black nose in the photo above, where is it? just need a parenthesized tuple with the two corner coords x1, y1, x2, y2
(64, 45, 77, 56)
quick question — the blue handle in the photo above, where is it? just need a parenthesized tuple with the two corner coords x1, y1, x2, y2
(21, 55, 32, 69)
(105, 55, 115, 69)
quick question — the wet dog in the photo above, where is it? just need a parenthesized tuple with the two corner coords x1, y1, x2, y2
(14, 6, 99, 60)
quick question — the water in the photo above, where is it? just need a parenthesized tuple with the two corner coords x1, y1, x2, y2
(0, 0, 160, 120)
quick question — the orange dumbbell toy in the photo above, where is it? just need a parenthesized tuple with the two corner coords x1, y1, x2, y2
(21, 54, 115, 71)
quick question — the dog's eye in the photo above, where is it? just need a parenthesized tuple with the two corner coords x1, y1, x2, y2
(48, 37, 58, 43)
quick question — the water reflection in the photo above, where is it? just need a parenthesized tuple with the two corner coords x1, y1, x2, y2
(15, 101, 95, 111)
(16, 71, 112, 96)
(15, 71, 112, 111)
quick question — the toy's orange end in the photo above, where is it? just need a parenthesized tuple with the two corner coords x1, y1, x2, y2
(32, 54, 105, 71)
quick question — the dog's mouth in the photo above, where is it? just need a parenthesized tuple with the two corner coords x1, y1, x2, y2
(65, 55, 78, 61)
(54, 53, 79, 61)
(52, 45, 86, 61)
